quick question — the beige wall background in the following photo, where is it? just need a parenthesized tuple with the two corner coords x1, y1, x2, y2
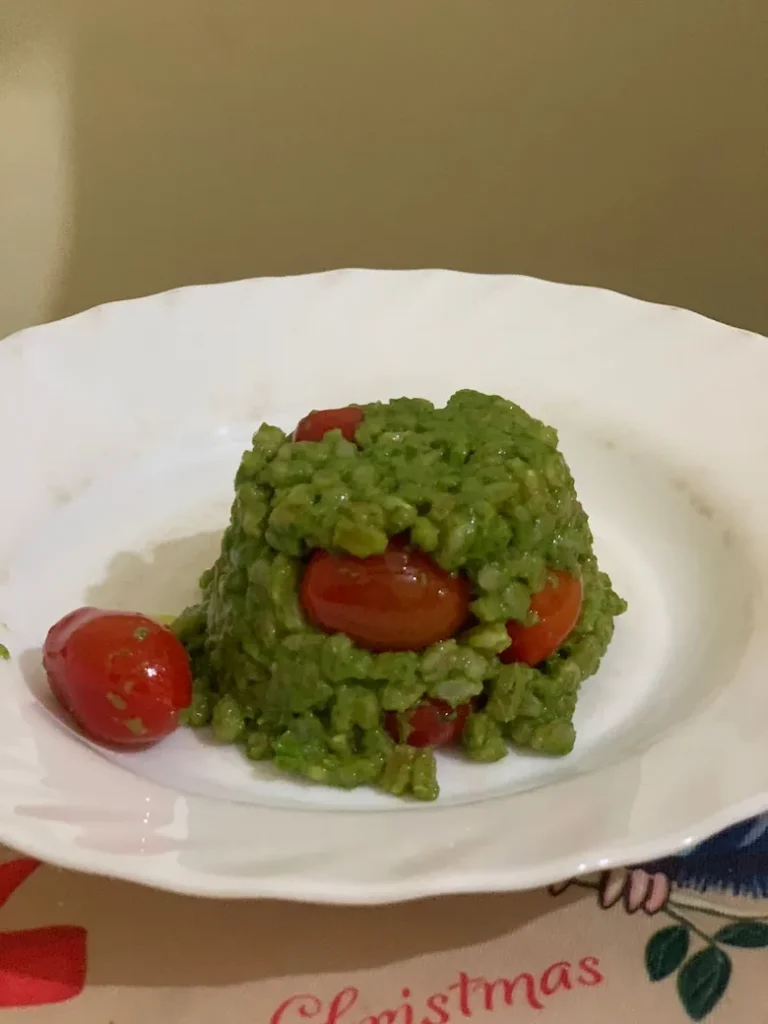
(1, 0, 766, 341)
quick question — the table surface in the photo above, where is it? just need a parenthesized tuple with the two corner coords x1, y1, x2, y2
(2, 815, 767, 1022)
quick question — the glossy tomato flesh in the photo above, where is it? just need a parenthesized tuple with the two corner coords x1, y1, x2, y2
(385, 698, 472, 748)
(300, 538, 470, 652)
(294, 406, 364, 443)
(500, 570, 582, 666)
(43, 607, 192, 746)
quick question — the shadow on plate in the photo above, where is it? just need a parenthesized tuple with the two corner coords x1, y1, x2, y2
(84, 531, 223, 614)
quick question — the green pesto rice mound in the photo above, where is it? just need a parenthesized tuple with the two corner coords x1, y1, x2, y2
(173, 390, 626, 801)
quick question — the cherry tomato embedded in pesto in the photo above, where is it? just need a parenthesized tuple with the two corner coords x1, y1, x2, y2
(294, 406, 364, 443)
(385, 698, 472, 748)
(300, 538, 471, 653)
(43, 608, 192, 746)
(500, 570, 583, 667)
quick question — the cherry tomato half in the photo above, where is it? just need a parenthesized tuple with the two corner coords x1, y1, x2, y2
(300, 538, 471, 652)
(385, 698, 472, 748)
(43, 608, 192, 746)
(294, 406, 364, 443)
(500, 570, 582, 667)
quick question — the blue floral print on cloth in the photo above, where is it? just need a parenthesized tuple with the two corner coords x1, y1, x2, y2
(551, 814, 768, 1021)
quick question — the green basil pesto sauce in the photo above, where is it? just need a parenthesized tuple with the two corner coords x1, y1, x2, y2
(174, 390, 626, 800)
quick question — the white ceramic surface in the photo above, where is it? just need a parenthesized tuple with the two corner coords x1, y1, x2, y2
(0, 270, 766, 903)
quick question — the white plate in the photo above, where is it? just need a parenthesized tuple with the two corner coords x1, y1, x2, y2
(1, 270, 767, 903)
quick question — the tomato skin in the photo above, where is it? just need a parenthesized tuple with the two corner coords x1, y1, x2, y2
(385, 699, 472, 748)
(300, 539, 471, 653)
(500, 570, 583, 667)
(43, 608, 192, 747)
(294, 406, 364, 443)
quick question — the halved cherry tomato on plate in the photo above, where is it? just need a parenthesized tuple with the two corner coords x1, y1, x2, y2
(294, 406, 364, 443)
(43, 608, 192, 746)
(301, 538, 471, 653)
(385, 698, 472, 748)
(500, 570, 582, 666)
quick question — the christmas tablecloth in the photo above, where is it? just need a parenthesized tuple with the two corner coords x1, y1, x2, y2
(2, 815, 768, 1021)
